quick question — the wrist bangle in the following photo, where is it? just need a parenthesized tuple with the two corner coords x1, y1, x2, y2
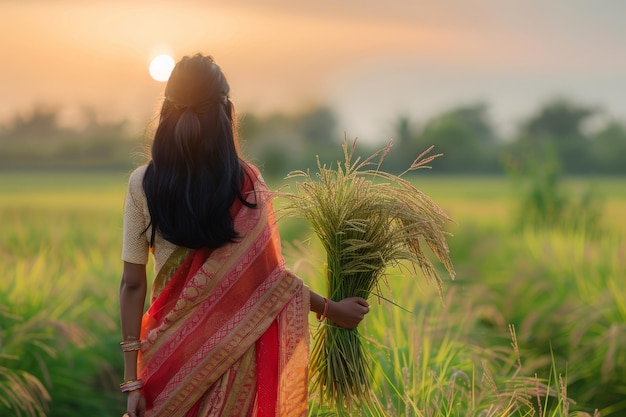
(316, 297, 329, 322)
(120, 340, 142, 352)
(120, 379, 143, 393)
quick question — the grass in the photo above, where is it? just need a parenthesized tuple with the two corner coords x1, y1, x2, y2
(1, 171, 624, 416)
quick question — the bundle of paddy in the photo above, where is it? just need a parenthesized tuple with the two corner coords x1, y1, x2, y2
(281, 139, 456, 412)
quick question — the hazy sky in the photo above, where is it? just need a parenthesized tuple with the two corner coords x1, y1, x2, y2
(2, 0, 626, 140)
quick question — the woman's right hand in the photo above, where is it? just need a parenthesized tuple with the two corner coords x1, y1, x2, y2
(327, 297, 370, 329)
(126, 390, 146, 417)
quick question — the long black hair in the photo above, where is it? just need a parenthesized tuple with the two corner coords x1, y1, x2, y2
(143, 54, 255, 249)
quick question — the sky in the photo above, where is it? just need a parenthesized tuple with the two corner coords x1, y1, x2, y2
(2, 0, 626, 141)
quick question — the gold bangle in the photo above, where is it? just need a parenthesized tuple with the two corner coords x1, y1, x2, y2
(120, 379, 143, 393)
(120, 379, 137, 387)
(120, 340, 142, 352)
(122, 346, 141, 352)
(316, 297, 329, 322)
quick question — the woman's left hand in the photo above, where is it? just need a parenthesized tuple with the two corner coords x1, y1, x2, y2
(327, 297, 370, 329)
(125, 390, 146, 417)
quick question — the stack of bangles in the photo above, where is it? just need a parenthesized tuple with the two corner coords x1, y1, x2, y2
(120, 340, 143, 393)
(316, 297, 329, 322)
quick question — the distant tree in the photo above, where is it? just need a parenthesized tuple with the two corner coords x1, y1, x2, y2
(418, 103, 499, 173)
(0, 105, 140, 170)
(236, 105, 343, 178)
(239, 105, 337, 143)
(0, 105, 68, 143)
(296, 106, 338, 145)
(238, 112, 262, 143)
(517, 98, 597, 174)
(395, 115, 413, 147)
(589, 121, 626, 174)
(383, 114, 421, 172)
(78, 107, 130, 141)
(506, 146, 604, 236)
(521, 98, 595, 139)
(447, 103, 497, 145)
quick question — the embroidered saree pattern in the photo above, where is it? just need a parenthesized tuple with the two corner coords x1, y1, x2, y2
(138, 169, 309, 417)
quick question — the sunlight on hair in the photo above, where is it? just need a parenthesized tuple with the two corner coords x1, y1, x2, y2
(149, 54, 175, 82)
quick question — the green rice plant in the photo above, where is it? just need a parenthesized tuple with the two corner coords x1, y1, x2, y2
(361, 289, 603, 417)
(0, 253, 83, 417)
(281, 139, 456, 413)
(442, 220, 625, 416)
(505, 148, 604, 237)
(519, 231, 626, 415)
(1, 193, 127, 416)
(3, 172, 624, 416)
(0, 306, 50, 417)
(295, 242, 590, 417)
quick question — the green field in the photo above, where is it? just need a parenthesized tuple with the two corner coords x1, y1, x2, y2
(1, 172, 624, 416)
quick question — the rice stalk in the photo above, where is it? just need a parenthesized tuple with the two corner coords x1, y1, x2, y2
(0, 365, 49, 417)
(281, 138, 455, 412)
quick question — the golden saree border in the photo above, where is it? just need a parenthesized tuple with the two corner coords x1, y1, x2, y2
(154, 271, 303, 416)
(277, 279, 310, 417)
(138, 170, 309, 417)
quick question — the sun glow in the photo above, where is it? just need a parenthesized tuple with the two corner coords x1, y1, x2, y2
(149, 54, 175, 82)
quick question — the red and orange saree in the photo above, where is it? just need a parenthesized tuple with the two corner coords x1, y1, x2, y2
(138, 167, 309, 417)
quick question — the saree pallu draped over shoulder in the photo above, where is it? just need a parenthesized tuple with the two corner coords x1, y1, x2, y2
(138, 168, 310, 417)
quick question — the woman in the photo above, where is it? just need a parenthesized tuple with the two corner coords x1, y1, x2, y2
(119, 54, 369, 417)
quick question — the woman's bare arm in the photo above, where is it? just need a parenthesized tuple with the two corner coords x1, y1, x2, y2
(120, 261, 148, 417)
(119, 261, 147, 381)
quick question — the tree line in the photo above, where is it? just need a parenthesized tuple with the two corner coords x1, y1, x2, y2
(1, 98, 625, 176)
(0, 105, 144, 171)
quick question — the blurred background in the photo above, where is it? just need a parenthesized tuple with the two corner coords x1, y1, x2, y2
(1, 0, 626, 175)
(1, 1, 625, 416)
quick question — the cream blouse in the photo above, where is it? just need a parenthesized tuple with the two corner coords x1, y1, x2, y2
(121, 165, 178, 273)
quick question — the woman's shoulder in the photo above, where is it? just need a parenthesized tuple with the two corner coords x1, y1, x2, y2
(242, 161, 264, 183)
(127, 164, 149, 195)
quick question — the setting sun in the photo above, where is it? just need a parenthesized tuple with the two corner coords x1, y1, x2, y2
(149, 54, 175, 82)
